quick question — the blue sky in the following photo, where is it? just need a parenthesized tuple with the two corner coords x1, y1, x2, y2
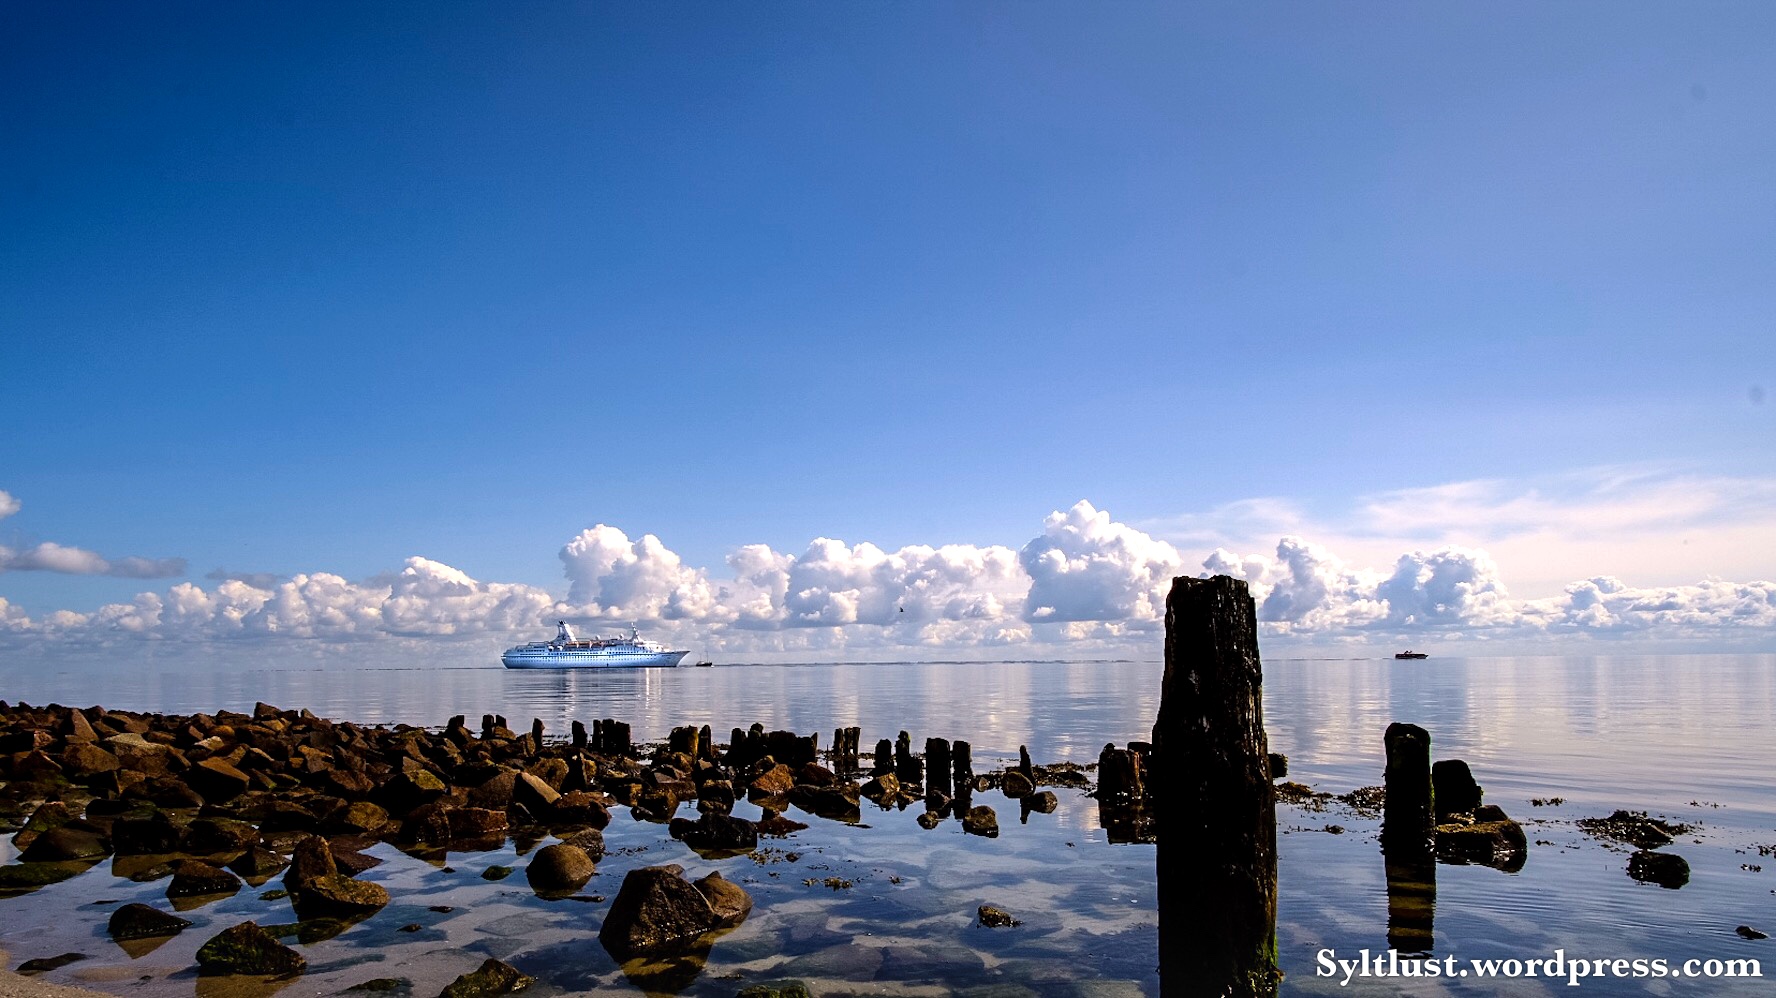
(3, 3, 1773, 660)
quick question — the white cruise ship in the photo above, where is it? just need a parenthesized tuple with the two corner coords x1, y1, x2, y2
(501, 621, 689, 670)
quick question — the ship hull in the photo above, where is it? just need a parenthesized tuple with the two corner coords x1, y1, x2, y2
(502, 649, 688, 670)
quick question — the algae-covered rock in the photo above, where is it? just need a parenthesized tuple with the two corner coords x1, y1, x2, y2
(296, 872, 390, 914)
(736, 983, 812, 998)
(167, 860, 242, 899)
(437, 957, 532, 998)
(598, 864, 723, 958)
(977, 904, 1021, 927)
(107, 902, 192, 941)
(195, 921, 306, 976)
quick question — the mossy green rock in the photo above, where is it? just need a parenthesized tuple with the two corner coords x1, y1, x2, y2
(0, 860, 94, 892)
(297, 872, 390, 913)
(437, 957, 532, 998)
(196, 921, 306, 976)
(736, 981, 812, 998)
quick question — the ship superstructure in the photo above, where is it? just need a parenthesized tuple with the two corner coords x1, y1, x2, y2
(501, 621, 688, 670)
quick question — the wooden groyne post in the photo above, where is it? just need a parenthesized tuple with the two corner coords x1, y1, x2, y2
(1155, 575, 1279, 998)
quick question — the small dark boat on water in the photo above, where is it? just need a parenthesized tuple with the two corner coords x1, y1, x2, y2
(1394, 650, 1429, 660)
(693, 660, 714, 668)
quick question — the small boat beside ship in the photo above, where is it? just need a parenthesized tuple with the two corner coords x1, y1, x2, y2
(501, 621, 688, 670)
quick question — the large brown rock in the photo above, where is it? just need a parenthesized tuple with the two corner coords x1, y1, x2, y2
(20, 825, 111, 862)
(60, 742, 120, 780)
(597, 864, 731, 958)
(283, 835, 338, 892)
(692, 870, 752, 926)
(188, 758, 251, 802)
(525, 843, 595, 895)
(550, 791, 610, 828)
(167, 860, 242, 899)
(512, 772, 560, 816)
(748, 764, 796, 797)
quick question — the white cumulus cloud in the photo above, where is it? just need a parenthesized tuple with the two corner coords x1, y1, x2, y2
(1019, 500, 1183, 624)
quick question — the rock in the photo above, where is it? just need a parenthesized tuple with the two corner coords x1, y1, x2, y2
(669, 812, 757, 853)
(1027, 791, 1059, 814)
(347, 978, 408, 992)
(481, 865, 513, 881)
(1000, 771, 1033, 799)
(695, 780, 735, 814)
(1737, 925, 1768, 940)
(437, 957, 533, 998)
(167, 860, 242, 899)
(107, 903, 192, 941)
(1627, 850, 1690, 889)
(333, 801, 392, 835)
(467, 771, 517, 810)
(525, 843, 595, 895)
(20, 825, 110, 862)
(598, 864, 725, 958)
(736, 982, 812, 998)
(112, 810, 183, 855)
(749, 764, 796, 797)
(1576, 810, 1687, 850)
(283, 835, 338, 892)
(17, 953, 87, 975)
(1434, 818, 1527, 868)
(385, 766, 448, 814)
(0, 861, 92, 891)
(859, 772, 900, 801)
(12, 802, 71, 849)
(182, 816, 259, 854)
(297, 873, 391, 914)
(511, 773, 560, 816)
(1431, 760, 1482, 820)
(188, 758, 251, 802)
(961, 805, 999, 838)
(794, 762, 838, 787)
(916, 811, 941, 829)
(1267, 752, 1288, 778)
(977, 905, 1022, 927)
(550, 791, 610, 828)
(559, 826, 606, 861)
(692, 870, 753, 926)
(60, 742, 121, 781)
(196, 921, 306, 976)
(787, 781, 860, 821)
(228, 845, 290, 878)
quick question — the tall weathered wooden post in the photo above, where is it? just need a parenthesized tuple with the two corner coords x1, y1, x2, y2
(1155, 575, 1279, 998)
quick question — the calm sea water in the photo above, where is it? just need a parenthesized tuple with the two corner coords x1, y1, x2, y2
(1, 653, 1771, 996)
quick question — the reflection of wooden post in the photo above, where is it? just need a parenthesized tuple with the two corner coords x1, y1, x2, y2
(1385, 853, 1437, 953)
(1155, 575, 1278, 998)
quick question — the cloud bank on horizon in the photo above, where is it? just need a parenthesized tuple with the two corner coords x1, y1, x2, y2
(2, 483, 1772, 657)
